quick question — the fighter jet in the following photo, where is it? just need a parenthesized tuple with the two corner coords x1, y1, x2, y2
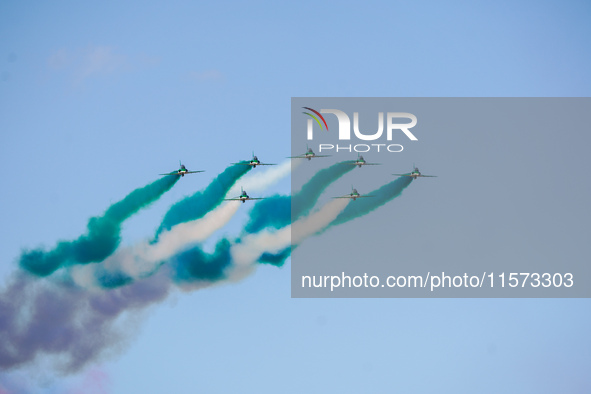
(346, 153, 380, 168)
(233, 152, 276, 168)
(160, 161, 204, 177)
(288, 145, 331, 160)
(225, 187, 266, 203)
(333, 186, 375, 201)
(393, 165, 437, 179)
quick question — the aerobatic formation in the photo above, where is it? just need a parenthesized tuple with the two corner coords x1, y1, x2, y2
(0, 151, 435, 373)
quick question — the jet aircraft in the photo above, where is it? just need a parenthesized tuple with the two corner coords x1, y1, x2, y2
(233, 152, 276, 168)
(288, 145, 331, 160)
(333, 187, 374, 201)
(160, 161, 204, 177)
(393, 165, 437, 179)
(346, 153, 380, 168)
(225, 187, 266, 203)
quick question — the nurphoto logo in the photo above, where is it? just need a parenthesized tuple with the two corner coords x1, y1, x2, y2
(302, 107, 418, 153)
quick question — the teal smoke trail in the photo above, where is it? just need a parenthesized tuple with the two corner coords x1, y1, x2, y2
(172, 238, 232, 283)
(292, 161, 355, 218)
(258, 248, 292, 266)
(155, 163, 251, 237)
(20, 175, 180, 277)
(245, 161, 355, 233)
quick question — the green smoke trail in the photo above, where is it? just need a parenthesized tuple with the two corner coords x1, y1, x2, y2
(155, 163, 251, 237)
(20, 175, 180, 277)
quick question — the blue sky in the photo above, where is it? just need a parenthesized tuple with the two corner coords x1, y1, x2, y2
(1, 1, 590, 393)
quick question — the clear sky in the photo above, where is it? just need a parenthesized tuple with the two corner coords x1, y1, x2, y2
(1, 1, 590, 393)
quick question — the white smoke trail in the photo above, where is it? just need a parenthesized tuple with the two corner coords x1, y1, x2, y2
(69, 203, 241, 287)
(225, 159, 297, 198)
(143, 201, 241, 263)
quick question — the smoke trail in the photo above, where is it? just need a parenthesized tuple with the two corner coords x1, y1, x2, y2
(245, 161, 355, 234)
(147, 201, 241, 263)
(225, 159, 296, 197)
(244, 195, 291, 233)
(155, 164, 251, 237)
(19, 176, 180, 277)
(258, 248, 291, 266)
(330, 176, 413, 227)
(172, 238, 233, 284)
(0, 271, 171, 373)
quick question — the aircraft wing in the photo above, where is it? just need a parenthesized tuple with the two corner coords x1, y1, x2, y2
(392, 173, 413, 176)
(231, 162, 276, 166)
(333, 195, 375, 199)
(224, 197, 266, 201)
(287, 155, 331, 158)
(159, 172, 180, 176)
(185, 170, 205, 174)
(418, 175, 437, 177)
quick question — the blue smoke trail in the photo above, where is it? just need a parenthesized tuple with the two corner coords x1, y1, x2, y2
(245, 161, 355, 233)
(20, 175, 180, 277)
(155, 164, 251, 237)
